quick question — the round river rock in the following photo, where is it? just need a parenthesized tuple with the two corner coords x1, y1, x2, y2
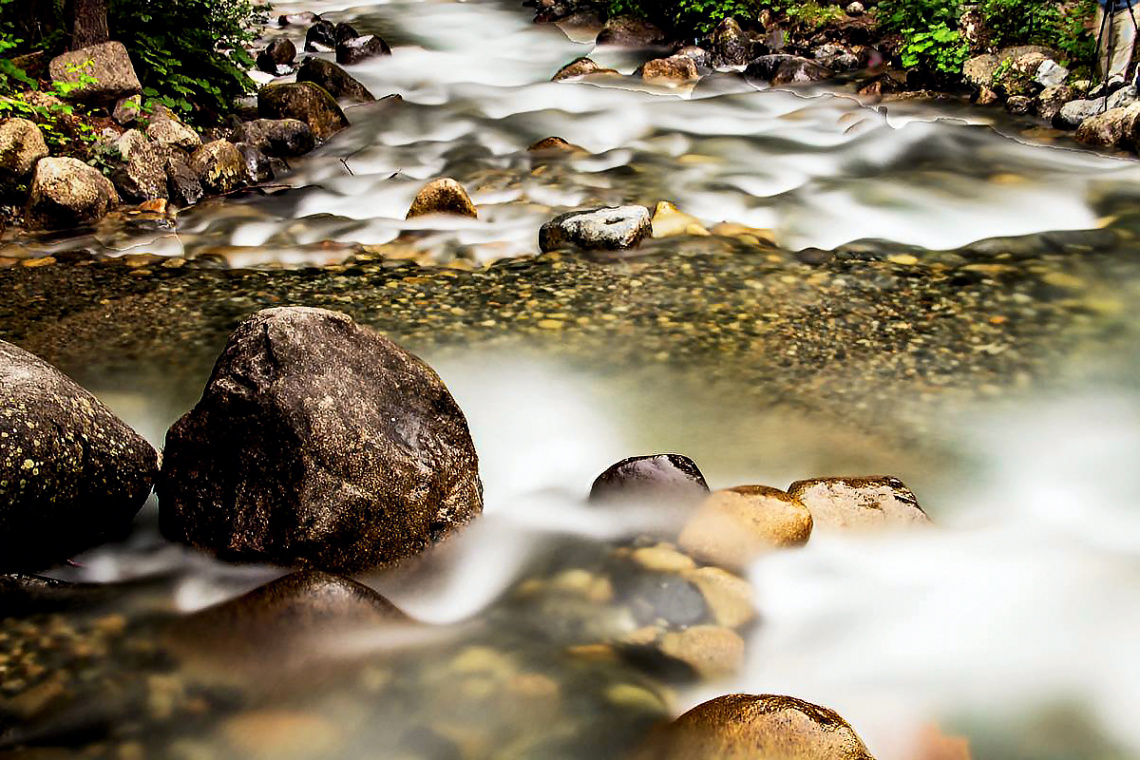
(158, 307, 483, 573)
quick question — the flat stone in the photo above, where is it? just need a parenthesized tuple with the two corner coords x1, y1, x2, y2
(539, 206, 652, 252)
(786, 476, 930, 532)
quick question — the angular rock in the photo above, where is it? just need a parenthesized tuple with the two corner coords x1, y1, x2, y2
(112, 94, 142, 126)
(1075, 103, 1140, 148)
(258, 82, 350, 141)
(1005, 95, 1032, 115)
(678, 486, 813, 568)
(146, 117, 201, 151)
(232, 118, 315, 157)
(635, 694, 875, 760)
(296, 57, 376, 102)
(589, 453, 709, 506)
(641, 55, 699, 84)
(786, 476, 930, 532)
(710, 17, 750, 67)
(538, 206, 652, 252)
(1053, 98, 1104, 130)
(111, 129, 167, 202)
(596, 15, 667, 47)
(772, 57, 832, 86)
(305, 19, 338, 52)
(406, 178, 478, 219)
(257, 38, 297, 76)
(26, 156, 118, 228)
(552, 57, 619, 81)
(189, 139, 247, 195)
(48, 41, 141, 105)
(814, 43, 859, 72)
(235, 142, 274, 184)
(1034, 84, 1075, 121)
(963, 53, 999, 89)
(166, 154, 204, 207)
(743, 54, 796, 82)
(158, 307, 484, 573)
(1035, 59, 1068, 88)
(336, 34, 391, 66)
(0, 118, 49, 179)
(0, 340, 158, 572)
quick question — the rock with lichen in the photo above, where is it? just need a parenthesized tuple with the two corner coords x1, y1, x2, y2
(0, 340, 158, 572)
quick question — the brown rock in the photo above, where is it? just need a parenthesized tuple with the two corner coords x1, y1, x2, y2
(1075, 103, 1140, 148)
(596, 15, 668, 47)
(659, 625, 745, 679)
(26, 157, 119, 228)
(406, 178, 478, 219)
(48, 41, 142, 105)
(641, 55, 700, 84)
(527, 136, 586, 154)
(683, 566, 756, 628)
(189, 139, 247, 195)
(258, 82, 349, 141)
(635, 694, 875, 759)
(552, 57, 620, 81)
(0, 118, 49, 179)
(678, 486, 813, 567)
(787, 476, 930, 533)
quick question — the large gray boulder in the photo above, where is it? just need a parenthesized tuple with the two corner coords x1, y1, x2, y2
(146, 117, 201, 151)
(336, 34, 391, 66)
(232, 118, 315, 157)
(539, 206, 652, 251)
(1054, 98, 1104, 130)
(296, 57, 375, 102)
(48, 41, 142, 105)
(1075, 103, 1140, 149)
(771, 57, 832, 86)
(0, 118, 49, 180)
(111, 129, 167, 202)
(0, 340, 158, 572)
(158, 307, 484, 573)
(26, 156, 118, 228)
(258, 82, 349, 141)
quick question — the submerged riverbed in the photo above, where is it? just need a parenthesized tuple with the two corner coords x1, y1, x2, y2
(4, 0, 1140, 758)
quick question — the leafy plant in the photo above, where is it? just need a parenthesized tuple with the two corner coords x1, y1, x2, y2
(876, 0, 961, 33)
(899, 22, 970, 73)
(786, 0, 845, 28)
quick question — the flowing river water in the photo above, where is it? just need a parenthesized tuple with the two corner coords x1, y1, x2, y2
(4, 0, 1140, 758)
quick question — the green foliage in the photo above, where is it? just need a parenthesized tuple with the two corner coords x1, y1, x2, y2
(786, 1, 845, 28)
(899, 22, 970, 73)
(876, 0, 961, 34)
(109, 0, 267, 119)
(672, 0, 764, 33)
(0, 0, 37, 91)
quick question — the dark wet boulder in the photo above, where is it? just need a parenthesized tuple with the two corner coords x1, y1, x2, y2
(539, 206, 652, 251)
(675, 45, 714, 72)
(305, 19, 338, 52)
(771, 57, 832, 86)
(0, 574, 123, 615)
(0, 341, 158, 572)
(640, 55, 699, 85)
(335, 22, 360, 43)
(232, 119, 316, 157)
(189, 139, 247, 195)
(336, 34, 391, 66)
(258, 82, 350, 141)
(158, 307, 484, 573)
(165, 153, 204, 207)
(111, 129, 167, 202)
(297, 56, 376, 101)
(257, 38, 298, 76)
(406, 178, 478, 219)
(814, 43, 859, 72)
(787, 476, 930, 532)
(709, 17, 750, 67)
(278, 11, 321, 26)
(552, 56, 620, 81)
(634, 694, 876, 759)
(163, 570, 410, 679)
(596, 15, 668, 47)
(0, 118, 48, 180)
(742, 54, 796, 82)
(26, 156, 118, 228)
(1005, 95, 1033, 115)
(48, 42, 141, 105)
(589, 454, 709, 506)
(235, 142, 274, 184)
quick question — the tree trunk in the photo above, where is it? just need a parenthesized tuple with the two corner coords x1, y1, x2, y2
(71, 0, 109, 49)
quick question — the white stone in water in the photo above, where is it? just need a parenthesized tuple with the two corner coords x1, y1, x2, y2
(539, 206, 652, 252)
(1035, 59, 1069, 89)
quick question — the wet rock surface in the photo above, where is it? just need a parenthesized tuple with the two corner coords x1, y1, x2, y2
(159, 307, 484, 573)
(296, 57, 376, 102)
(679, 486, 813, 567)
(258, 82, 349, 141)
(189, 140, 247, 195)
(406, 178, 478, 219)
(232, 118, 315, 157)
(641, 55, 699, 85)
(552, 56, 619, 81)
(590, 454, 710, 507)
(336, 34, 391, 66)
(0, 340, 157, 572)
(636, 693, 876, 759)
(787, 476, 930, 532)
(539, 206, 652, 251)
(596, 15, 668, 47)
(257, 38, 297, 76)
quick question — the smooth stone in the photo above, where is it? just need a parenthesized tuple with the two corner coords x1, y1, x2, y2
(678, 486, 813, 568)
(538, 206, 652, 252)
(26, 156, 119, 228)
(189, 139, 247, 195)
(527, 136, 586, 154)
(641, 55, 699, 84)
(406, 178, 478, 219)
(658, 625, 745, 679)
(1053, 98, 1103, 130)
(48, 41, 141, 105)
(336, 34, 391, 66)
(296, 57, 376, 102)
(634, 694, 875, 759)
(232, 118, 315, 157)
(0, 118, 48, 179)
(158, 307, 483, 573)
(743, 54, 796, 82)
(0, 340, 157, 571)
(682, 566, 756, 628)
(304, 19, 338, 52)
(145, 116, 201, 151)
(552, 56, 619, 81)
(257, 38, 297, 75)
(111, 129, 167, 202)
(258, 82, 349, 141)
(589, 453, 710, 506)
(618, 570, 708, 627)
(651, 201, 708, 237)
(786, 476, 931, 532)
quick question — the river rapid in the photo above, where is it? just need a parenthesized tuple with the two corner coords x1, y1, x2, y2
(4, 0, 1140, 758)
